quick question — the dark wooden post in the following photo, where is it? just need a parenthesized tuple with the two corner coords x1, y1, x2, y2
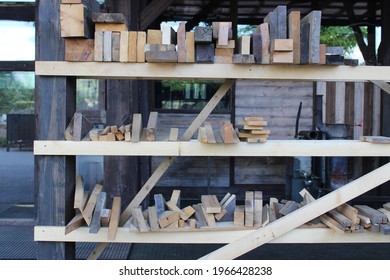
(103, 0, 149, 208)
(380, 0, 390, 137)
(35, 0, 76, 259)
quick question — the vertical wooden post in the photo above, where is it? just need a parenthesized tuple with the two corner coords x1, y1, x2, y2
(35, 0, 76, 259)
(103, 0, 149, 208)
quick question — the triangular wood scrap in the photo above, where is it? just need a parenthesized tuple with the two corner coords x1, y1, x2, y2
(64, 112, 94, 141)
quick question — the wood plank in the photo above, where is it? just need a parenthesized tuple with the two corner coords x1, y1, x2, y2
(253, 191, 263, 226)
(327, 209, 352, 228)
(354, 205, 388, 224)
(301, 11, 322, 64)
(214, 48, 233, 64)
(269, 197, 278, 222)
(193, 204, 208, 227)
(92, 13, 127, 23)
(177, 22, 186, 63)
(74, 175, 85, 210)
(216, 40, 235, 49)
(82, 184, 103, 226)
(218, 194, 236, 222)
(204, 123, 216, 143)
(100, 209, 111, 227)
(108, 196, 121, 240)
(300, 22, 310, 65)
(212, 22, 233, 40)
(158, 211, 180, 228)
(89, 191, 107, 233)
(336, 204, 359, 224)
(131, 113, 142, 143)
(194, 26, 213, 43)
(65, 213, 85, 235)
(288, 11, 301, 64)
(153, 194, 166, 215)
(271, 39, 293, 52)
(103, 31, 112, 62)
(169, 128, 179, 141)
(278, 201, 298, 216)
(233, 54, 255, 64)
(234, 205, 245, 226)
(320, 213, 346, 233)
(197, 127, 207, 143)
(262, 204, 270, 227)
(238, 36, 251, 55)
(145, 50, 178, 63)
(170, 189, 181, 208)
(252, 32, 262, 64)
(259, 23, 270, 64)
(144, 42, 176, 51)
(136, 31, 146, 62)
(271, 51, 293, 64)
(245, 191, 254, 227)
(201, 206, 216, 227)
(147, 29, 162, 44)
(371, 80, 390, 95)
(119, 31, 129, 62)
(65, 39, 94, 61)
(201, 195, 221, 214)
(111, 31, 121, 62)
(132, 207, 149, 232)
(145, 112, 158, 141)
(320, 44, 326, 64)
(95, 23, 128, 32)
(186, 32, 195, 63)
(128, 31, 137, 62)
(196, 44, 215, 63)
(162, 25, 176, 44)
(275, 5, 287, 39)
(217, 22, 231, 46)
(94, 31, 103, 61)
(60, 3, 93, 38)
(264, 11, 277, 42)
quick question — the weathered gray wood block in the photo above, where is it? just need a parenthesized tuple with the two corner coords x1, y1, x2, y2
(145, 50, 178, 62)
(154, 194, 166, 215)
(275, 5, 287, 39)
(300, 22, 310, 64)
(89, 191, 107, 234)
(194, 26, 213, 43)
(264, 11, 278, 42)
(252, 32, 262, 64)
(195, 43, 214, 63)
(301, 10, 322, 64)
(233, 54, 255, 64)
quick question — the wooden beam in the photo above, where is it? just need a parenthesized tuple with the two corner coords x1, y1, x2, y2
(0, 61, 35, 72)
(371, 80, 390, 95)
(36, 62, 390, 82)
(199, 162, 390, 259)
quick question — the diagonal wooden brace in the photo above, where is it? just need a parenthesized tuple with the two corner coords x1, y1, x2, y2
(200, 162, 390, 259)
(87, 79, 235, 259)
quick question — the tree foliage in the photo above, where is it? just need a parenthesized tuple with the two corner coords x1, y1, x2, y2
(320, 26, 366, 55)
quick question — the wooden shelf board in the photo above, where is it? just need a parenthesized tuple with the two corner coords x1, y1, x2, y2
(35, 61, 390, 82)
(34, 225, 390, 244)
(34, 140, 390, 157)
(33, 141, 180, 156)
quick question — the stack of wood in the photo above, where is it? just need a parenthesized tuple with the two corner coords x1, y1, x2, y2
(197, 122, 241, 144)
(65, 112, 158, 142)
(65, 176, 122, 240)
(60, 1, 346, 66)
(237, 117, 270, 143)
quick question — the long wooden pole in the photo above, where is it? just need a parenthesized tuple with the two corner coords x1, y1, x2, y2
(200, 162, 390, 259)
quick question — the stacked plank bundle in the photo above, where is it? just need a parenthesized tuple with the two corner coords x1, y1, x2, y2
(60, 1, 345, 65)
(65, 176, 122, 240)
(237, 117, 270, 143)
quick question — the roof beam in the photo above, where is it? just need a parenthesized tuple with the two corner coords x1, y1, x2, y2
(0, 61, 35, 72)
(140, 0, 175, 30)
(0, 2, 35, 21)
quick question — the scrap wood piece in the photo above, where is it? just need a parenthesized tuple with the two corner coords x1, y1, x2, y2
(201, 195, 221, 214)
(278, 200, 298, 216)
(64, 112, 93, 141)
(169, 128, 179, 141)
(336, 204, 359, 224)
(245, 191, 254, 227)
(170, 190, 181, 208)
(100, 209, 111, 227)
(89, 192, 107, 234)
(198, 127, 208, 143)
(326, 209, 352, 228)
(354, 205, 388, 224)
(158, 211, 180, 229)
(177, 22, 186, 62)
(193, 204, 208, 227)
(166, 200, 195, 221)
(269, 197, 279, 222)
(200, 205, 216, 227)
(154, 194, 166, 215)
(132, 207, 150, 232)
(220, 122, 239, 144)
(107, 196, 121, 240)
(262, 204, 270, 227)
(319, 214, 346, 233)
(145, 112, 158, 141)
(65, 213, 85, 235)
(218, 194, 236, 222)
(234, 205, 245, 226)
(379, 224, 390, 235)
(357, 214, 371, 228)
(219, 193, 232, 206)
(370, 80, 390, 95)
(74, 175, 85, 210)
(383, 202, 390, 211)
(360, 136, 390, 144)
(82, 184, 103, 226)
(65, 38, 94, 61)
(131, 113, 142, 143)
(253, 191, 263, 227)
(378, 208, 390, 221)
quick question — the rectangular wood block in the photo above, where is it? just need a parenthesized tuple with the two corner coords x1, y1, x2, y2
(92, 13, 127, 23)
(128, 31, 137, 62)
(301, 10, 322, 64)
(216, 40, 235, 49)
(275, 5, 287, 39)
(195, 44, 214, 63)
(145, 50, 178, 62)
(201, 195, 221, 214)
(259, 23, 270, 64)
(94, 30, 103, 61)
(289, 11, 301, 64)
(252, 32, 262, 64)
(212, 22, 233, 39)
(65, 38, 94, 61)
(320, 44, 326, 64)
(233, 54, 255, 64)
(177, 22, 186, 63)
(102, 31, 112, 61)
(214, 48, 233, 64)
(271, 51, 294, 64)
(194, 26, 213, 43)
(162, 25, 176, 44)
(95, 23, 128, 32)
(186, 32, 195, 63)
(136, 31, 146, 62)
(234, 205, 245, 226)
(245, 191, 254, 227)
(60, 4, 94, 38)
(271, 39, 293, 52)
(147, 29, 162, 44)
(264, 11, 278, 42)
(144, 44, 176, 52)
(217, 22, 231, 46)
(300, 22, 310, 64)
(119, 31, 129, 62)
(131, 113, 142, 142)
(111, 31, 120, 62)
(238, 35, 251, 55)
(154, 194, 166, 215)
